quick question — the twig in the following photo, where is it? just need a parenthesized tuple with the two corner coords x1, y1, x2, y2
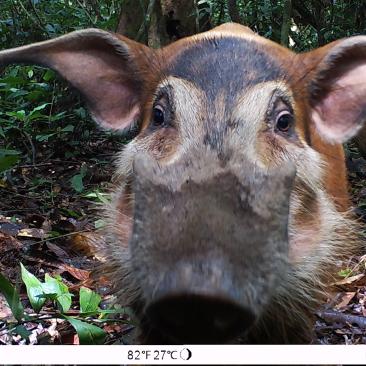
(18, 162, 52, 168)
(136, 0, 156, 42)
(193, 0, 199, 33)
(1, 208, 36, 213)
(32, 229, 91, 245)
(76, 0, 96, 26)
(317, 310, 366, 329)
(21, 130, 36, 166)
(0, 187, 43, 200)
(27, 0, 47, 32)
(17, 0, 46, 34)
(48, 82, 56, 124)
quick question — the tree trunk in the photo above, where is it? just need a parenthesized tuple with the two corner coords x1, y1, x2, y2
(217, 0, 225, 25)
(354, 127, 366, 159)
(116, 0, 197, 46)
(161, 0, 196, 39)
(227, 0, 241, 23)
(280, 0, 292, 47)
(116, 0, 168, 47)
(148, 0, 168, 48)
(116, 0, 147, 42)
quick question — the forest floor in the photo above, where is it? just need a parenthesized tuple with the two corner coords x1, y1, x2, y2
(0, 131, 365, 345)
(314, 142, 366, 344)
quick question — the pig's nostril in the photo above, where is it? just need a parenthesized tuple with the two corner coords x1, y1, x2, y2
(145, 294, 255, 344)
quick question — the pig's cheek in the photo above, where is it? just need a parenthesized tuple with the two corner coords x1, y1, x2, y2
(288, 190, 321, 264)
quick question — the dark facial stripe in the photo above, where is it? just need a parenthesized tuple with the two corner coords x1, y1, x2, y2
(163, 36, 289, 161)
(166, 36, 285, 104)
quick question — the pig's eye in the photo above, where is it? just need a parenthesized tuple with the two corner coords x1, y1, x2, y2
(152, 105, 165, 126)
(275, 111, 293, 133)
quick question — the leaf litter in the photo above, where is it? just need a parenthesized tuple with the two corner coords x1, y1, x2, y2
(0, 129, 135, 345)
(314, 142, 366, 344)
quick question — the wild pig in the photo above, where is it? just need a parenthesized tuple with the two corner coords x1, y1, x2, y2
(0, 23, 365, 344)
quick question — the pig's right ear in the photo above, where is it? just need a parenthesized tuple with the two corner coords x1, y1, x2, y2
(303, 36, 366, 143)
(0, 29, 153, 131)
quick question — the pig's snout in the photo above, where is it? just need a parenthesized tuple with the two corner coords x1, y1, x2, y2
(146, 294, 255, 344)
(143, 259, 256, 343)
(131, 153, 295, 343)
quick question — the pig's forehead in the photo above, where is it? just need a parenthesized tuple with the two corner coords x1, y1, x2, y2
(164, 36, 288, 99)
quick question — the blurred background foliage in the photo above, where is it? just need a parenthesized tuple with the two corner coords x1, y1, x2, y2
(0, 0, 365, 172)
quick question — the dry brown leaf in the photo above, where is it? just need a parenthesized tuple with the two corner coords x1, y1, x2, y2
(334, 273, 365, 285)
(0, 232, 22, 252)
(46, 242, 70, 259)
(0, 178, 8, 188)
(61, 264, 90, 281)
(69, 232, 98, 257)
(0, 221, 22, 236)
(52, 184, 62, 194)
(335, 292, 356, 309)
(17, 228, 45, 239)
(0, 294, 13, 320)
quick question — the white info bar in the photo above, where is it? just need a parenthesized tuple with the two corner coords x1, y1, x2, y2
(1, 345, 366, 364)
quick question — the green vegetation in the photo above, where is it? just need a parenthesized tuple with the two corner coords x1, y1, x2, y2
(0, 263, 131, 344)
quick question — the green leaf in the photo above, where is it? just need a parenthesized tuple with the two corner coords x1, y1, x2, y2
(338, 268, 352, 278)
(0, 155, 19, 173)
(0, 149, 21, 156)
(49, 111, 66, 122)
(27, 70, 34, 78)
(57, 292, 72, 313)
(74, 107, 86, 119)
(43, 69, 55, 81)
(71, 174, 84, 193)
(63, 316, 106, 345)
(26, 90, 46, 101)
(94, 219, 106, 229)
(13, 325, 32, 339)
(83, 190, 110, 204)
(20, 263, 45, 312)
(0, 272, 24, 321)
(7, 89, 29, 99)
(43, 274, 72, 313)
(71, 166, 87, 193)
(62, 124, 74, 132)
(59, 208, 81, 219)
(29, 103, 49, 116)
(28, 111, 48, 121)
(79, 287, 101, 313)
(0, 76, 25, 85)
(95, 191, 110, 204)
(36, 132, 57, 142)
(6, 110, 26, 121)
(41, 276, 59, 298)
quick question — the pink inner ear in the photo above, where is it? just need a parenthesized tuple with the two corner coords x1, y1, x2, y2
(93, 102, 141, 131)
(87, 76, 141, 130)
(53, 51, 142, 131)
(312, 63, 366, 143)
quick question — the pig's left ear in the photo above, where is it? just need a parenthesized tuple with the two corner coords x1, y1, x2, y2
(0, 29, 154, 132)
(305, 36, 366, 143)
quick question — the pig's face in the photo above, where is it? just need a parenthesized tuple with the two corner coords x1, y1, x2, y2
(109, 27, 365, 343)
(1, 23, 365, 344)
(120, 34, 301, 343)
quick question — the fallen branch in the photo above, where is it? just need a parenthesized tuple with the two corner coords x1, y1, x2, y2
(317, 310, 366, 329)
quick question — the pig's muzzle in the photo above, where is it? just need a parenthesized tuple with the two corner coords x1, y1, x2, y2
(129, 152, 295, 343)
